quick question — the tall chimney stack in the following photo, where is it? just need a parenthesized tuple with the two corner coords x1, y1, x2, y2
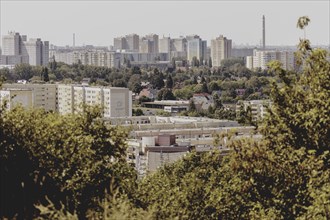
(262, 15, 265, 50)
(73, 33, 75, 48)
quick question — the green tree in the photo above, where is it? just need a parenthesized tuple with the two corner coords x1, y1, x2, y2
(42, 67, 50, 82)
(0, 107, 136, 219)
(112, 79, 127, 87)
(173, 85, 194, 100)
(49, 55, 57, 72)
(131, 66, 141, 75)
(236, 104, 253, 125)
(208, 57, 212, 68)
(165, 75, 173, 89)
(157, 88, 176, 100)
(14, 63, 33, 80)
(213, 93, 223, 109)
(130, 16, 330, 219)
(189, 99, 196, 111)
(171, 58, 176, 70)
(132, 108, 144, 116)
(191, 56, 200, 67)
(201, 82, 208, 93)
(150, 69, 164, 89)
(128, 74, 142, 93)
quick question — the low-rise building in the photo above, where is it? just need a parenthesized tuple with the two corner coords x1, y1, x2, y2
(1, 84, 132, 117)
(191, 93, 214, 110)
(236, 100, 272, 121)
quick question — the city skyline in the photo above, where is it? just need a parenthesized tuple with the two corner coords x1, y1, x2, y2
(1, 1, 329, 47)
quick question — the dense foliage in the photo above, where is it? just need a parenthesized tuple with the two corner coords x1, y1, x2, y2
(129, 19, 330, 219)
(0, 17, 329, 219)
(0, 106, 136, 219)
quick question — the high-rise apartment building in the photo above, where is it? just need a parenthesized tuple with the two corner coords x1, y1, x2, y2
(2, 32, 22, 55)
(170, 37, 187, 59)
(159, 37, 171, 53)
(1, 32, 49, 66)
(144, 34, 159, 53)
(22, 38, 49, 66)
(187, 37, 202, 63)
(211, 35, 232, 67)
(126, 34, 139, 52)
(139, 39, 153, 53)
(171, 38, 186, 52)
(201, 40, 208, 64)
(113, 34, 139, 52)
(114, 37, 127, 51)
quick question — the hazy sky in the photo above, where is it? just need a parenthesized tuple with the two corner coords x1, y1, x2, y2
(1, 0, 329, 47)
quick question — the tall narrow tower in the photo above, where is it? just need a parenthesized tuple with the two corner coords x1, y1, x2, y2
(262, 15, 266, 50)
(73, 33, 75, 48)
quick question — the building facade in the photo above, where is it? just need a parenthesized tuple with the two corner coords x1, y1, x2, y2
(1, 32, 49, 66)
(1, 84, 132, 118)
(246, 49, 296, 70)
(159, 37, 171, 54)
(236, 100, 272, 121)
(211, 35, 232, 67)
(2, 84, 57, 112)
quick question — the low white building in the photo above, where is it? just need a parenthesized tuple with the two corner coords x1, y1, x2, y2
(1, 84, 132, 117)
(236, 100, 272, 121)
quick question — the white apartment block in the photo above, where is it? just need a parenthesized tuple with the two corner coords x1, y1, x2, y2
(211, 35, 232, 67)
(246, 56, 254, 69)
(187, 38, 202, 62)
(246, 50, 296, 70)
(57, 85, 132, 117)
(236, 100, 272, 121)
(73, 86, 85, 113)
(70, 51, 120, 68)
(159, 37, 171, 53)
(1, 32, 49, 66)
(57, 85, 74, 114)
(1, 84, 132, 118)
(2, 84, 57, 112)
(2, 32, 22, 55)
(278, 51, 295, 70)
(103, 87, 132, 118)
(145, 34, 159, 53)
(49, 50, 74, 65)
(0, 89, 33, 110)
(171, 38, 186, 52)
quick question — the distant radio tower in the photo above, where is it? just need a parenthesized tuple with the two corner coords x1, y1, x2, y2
(262, 15, 266, 50)
(73, 33, 75, 48)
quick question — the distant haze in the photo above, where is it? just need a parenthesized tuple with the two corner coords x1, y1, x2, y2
(1, 0, 329, 47)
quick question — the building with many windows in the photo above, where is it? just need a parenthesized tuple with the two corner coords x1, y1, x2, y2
(141, 34, 159, 53)
(114, 34, 140, 52)
(187, 37, 202, 63)
(159, 37, 171, 54)
(211, 35, 232, 67)
(2, 83, 57, 112)
(1, 84, 132, 118)
(246, 49, 296, 70)
(0, 89, 33, 110)
(0, 32, 49, 66)
(236, 100, 272, 121)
